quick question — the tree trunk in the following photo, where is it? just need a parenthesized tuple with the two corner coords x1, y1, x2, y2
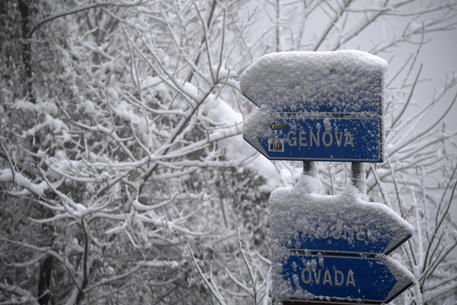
(17, 2, 54, 303)
(17, 0, 34, 101)
(37, 256, 53, 305)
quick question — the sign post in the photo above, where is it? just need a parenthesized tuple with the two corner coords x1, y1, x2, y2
(240, 51, 414, 304)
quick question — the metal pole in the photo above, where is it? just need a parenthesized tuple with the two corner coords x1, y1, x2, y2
(351, 162, 366, 193)
(303, 161, 316, 176)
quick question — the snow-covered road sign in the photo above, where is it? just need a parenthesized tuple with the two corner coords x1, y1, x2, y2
(270, 179, 414, 304)
(270, 190, 413, 255)
(240, 51, 387, 162)
(245, 51, 413, 304)
(276, 254, 414, 304)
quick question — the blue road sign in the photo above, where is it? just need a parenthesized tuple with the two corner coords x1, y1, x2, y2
(270, 193, 413, 255)
(243, 52, 412, 304)
(240, 51, 386, 162)
(243, 110, 382, 162)
(274, 254, 414, 304)
(269, 189, 415, 303)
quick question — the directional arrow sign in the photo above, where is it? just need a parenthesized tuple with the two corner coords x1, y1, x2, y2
(240, 51, 387, 162)
(270, 187, 413, 255)
(243, 108, 382, 162)
(270, 184, 414, 303)
(273, 254, 414, 304)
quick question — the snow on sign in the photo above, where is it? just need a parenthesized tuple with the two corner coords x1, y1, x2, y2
(270, 177, 414, 304)
(270, 186, 413, 255)
(240, 50, 388, 162)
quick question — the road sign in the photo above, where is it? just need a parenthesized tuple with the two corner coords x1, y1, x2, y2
(243, 109, 382, 162)
(269, 186, 414, 304)
(240, 51, 387, 162)
(243, 51, 413, 304)
(270, 191, 413, 255)
(273, 254, 414, 304)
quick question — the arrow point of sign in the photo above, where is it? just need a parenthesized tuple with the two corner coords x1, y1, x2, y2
(367, 200, 414, 255)
(242, 108, 276, 159)
(382, 255, 415, 303)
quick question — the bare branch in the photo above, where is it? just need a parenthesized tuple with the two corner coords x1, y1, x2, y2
(29, 1, 144, 38)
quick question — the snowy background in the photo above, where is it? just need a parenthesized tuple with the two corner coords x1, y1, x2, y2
(1, 1, 457, 305)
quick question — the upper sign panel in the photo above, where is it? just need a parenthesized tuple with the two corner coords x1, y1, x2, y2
(240, 50, 387, 113)
(240, 50, 387, 162)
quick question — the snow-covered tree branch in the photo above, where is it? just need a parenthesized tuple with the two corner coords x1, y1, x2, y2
(1, 0, 456, 304)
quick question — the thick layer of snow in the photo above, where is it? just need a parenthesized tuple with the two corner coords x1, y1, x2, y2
(0, 169, 48, 196)
(240, 50, 387, 113)
(196, 83, 290, 189)
(270, 175, 413, 254)
(13, 98, 58, 115)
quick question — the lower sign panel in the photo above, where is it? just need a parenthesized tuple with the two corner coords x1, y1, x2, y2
(273, 254, 414, 304)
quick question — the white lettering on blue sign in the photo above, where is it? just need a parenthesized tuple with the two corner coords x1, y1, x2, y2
(301, 266, 356, 287)
(284, 128, 354, 149)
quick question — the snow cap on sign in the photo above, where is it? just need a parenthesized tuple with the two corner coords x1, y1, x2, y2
(239, 50, 388, 113)
(269, 178, 413, 255)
